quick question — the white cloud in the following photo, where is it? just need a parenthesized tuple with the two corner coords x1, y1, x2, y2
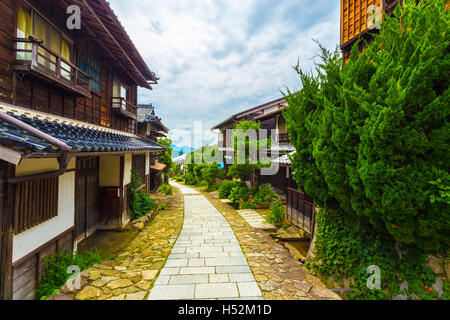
(108, 0, 340, 147)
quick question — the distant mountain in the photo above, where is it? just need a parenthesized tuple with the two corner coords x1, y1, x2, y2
(171, 145, 194, 158)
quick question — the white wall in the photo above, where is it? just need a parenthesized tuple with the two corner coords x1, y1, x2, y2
(123, 153, 132, 187)
(12, 171, 75, 263)
(145, 152, 150, 175)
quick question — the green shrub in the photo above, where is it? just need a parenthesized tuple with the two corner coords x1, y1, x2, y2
(130, 171, 158, 219)
(242, 202, 256, 209)
(254, 184, 276, 206)
(218, 180, 237, 199)
(229, 184, 250, 208)
(217, 168, 227, 180)
(201, 164, 221, 191)
(268, 198, 285, 225)
(284, 0, 449, 252)
(175, 176, 184, 182)
(311, 208, 438, 300)
(157, 138, 174, 184)
(184, 174, 197, 185)
(159, 184, 173, 195)
(37, 249, 102, 300)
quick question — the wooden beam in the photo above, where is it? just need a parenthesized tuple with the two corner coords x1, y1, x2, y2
(0, 162, 14, 300)
(0, 146, 21, 165)
(79, 0, 152, 88)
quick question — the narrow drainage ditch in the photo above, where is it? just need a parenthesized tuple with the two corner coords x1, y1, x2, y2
(268, 230, 312, 264)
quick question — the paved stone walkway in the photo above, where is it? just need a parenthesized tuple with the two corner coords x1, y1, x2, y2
(148, 182, 263, 300)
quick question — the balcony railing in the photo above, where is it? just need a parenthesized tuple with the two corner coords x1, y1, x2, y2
(13, 37, 92, 97)
(112, 97, 137, 120)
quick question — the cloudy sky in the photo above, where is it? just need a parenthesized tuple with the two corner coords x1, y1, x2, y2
(108, 0, 341, 148)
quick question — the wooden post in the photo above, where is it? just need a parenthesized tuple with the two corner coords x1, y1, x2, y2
(0, 162, 14, 300)
(31, 42, 38, 68)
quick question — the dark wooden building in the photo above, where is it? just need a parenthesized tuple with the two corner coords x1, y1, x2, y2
(0, 0, 166, 300)
(136, 104, 168, 192)
(341, 0, 400, 61)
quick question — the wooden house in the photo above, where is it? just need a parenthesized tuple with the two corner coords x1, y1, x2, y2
(136, 104, 168, 192)
(341, 0, 400, 61)
(0, 0, 165, 300)
(211, 97, 287, 173)
(212, 97, 316, 238)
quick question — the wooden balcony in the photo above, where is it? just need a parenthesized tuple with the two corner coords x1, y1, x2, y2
(13, 37, 91, 97)
(112, 97, 137, 120)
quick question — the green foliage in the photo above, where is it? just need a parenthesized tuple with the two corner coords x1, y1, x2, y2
(312, 208, 438, 300)
(242, 201, 257, 209)
(284, 0, 449, 252)
(268, 197, 285, 225)
(37, 250, 102, 299)
(184, 174, 197, 186)
(173, 164, 182, 177)
(157, 138, 174, 184)
(254, 183, 277, 206)
(443, 280, 450, 300)
(159, 184, 173, 195)
(129, 170, 158, 219)
(217, 168, 227, 180)
(429, 175, 450, 205)
(229, 183, 250, 208)
(201, 164, 223, 191)
(218, 180, 238, 199)
(175, 176, 184, 182)
(228, 121, 271, 185)
(159, 203, 168, 211)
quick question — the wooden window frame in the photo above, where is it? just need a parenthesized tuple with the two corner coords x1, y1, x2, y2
(77, 52, 102, 94)
(17, 0, 74, 61)
(13, 176, 59, 234)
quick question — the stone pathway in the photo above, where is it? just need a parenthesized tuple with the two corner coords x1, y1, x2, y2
(236, 209, 277, 231)
(148, 182, 263, 300)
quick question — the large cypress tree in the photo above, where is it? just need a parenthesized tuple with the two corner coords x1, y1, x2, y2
(284, 0, 449, 251)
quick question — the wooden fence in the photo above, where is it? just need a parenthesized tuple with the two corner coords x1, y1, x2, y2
(286, 188, 315, 238)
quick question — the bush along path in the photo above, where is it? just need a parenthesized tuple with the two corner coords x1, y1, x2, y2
(172, 181, 340, 300)
(49, 188, 184, 300)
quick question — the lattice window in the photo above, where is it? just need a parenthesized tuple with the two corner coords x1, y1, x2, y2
(78, 53, 101, 92)
(14, 176, 59, 234)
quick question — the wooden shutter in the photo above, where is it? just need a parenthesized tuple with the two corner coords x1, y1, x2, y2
(13, 176, 59, 234)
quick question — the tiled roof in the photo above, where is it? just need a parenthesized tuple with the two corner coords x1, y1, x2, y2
(150, 163, 167, 171)
(0, 104, 165, 154)
(270, 143, 295, 153)
(137, 104, 169, 133)
(272, 151, 295, 165)
(253, 106, 287, 120)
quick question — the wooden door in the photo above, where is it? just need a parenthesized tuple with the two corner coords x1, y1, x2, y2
(76, 158, 99, 241)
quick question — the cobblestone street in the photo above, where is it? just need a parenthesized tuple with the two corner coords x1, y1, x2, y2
(148, 182, 263, 300)
(51, 182, 339, 300)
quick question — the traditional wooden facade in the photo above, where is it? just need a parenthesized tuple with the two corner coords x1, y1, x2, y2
(0, 0, 165, 300)
(136, 104, 168, 192)
(212, 97, 316, 238)
(211, 97, 287, 173)
(340, 0, 400, 61)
